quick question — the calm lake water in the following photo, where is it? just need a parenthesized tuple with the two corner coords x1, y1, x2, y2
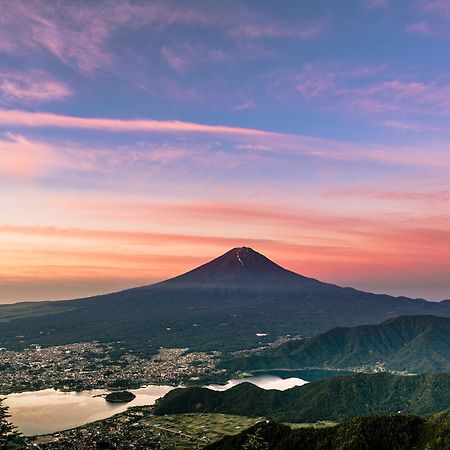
(4, 375, 307, 436)
(207, 374, 308, 391)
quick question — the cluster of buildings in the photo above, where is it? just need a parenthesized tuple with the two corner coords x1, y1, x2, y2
(29, 408, 213, 449)
(29, 410, 167, 449)
(0, 342, 225, 394)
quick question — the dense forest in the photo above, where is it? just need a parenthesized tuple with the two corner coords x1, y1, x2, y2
(207, 408, 450, 450)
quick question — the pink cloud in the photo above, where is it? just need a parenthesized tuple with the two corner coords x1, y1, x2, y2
(231, 100, 256, 111)
(0, 1, 226, 72)
(3, 209, 450, 258)
(0, 224, 280, 249)
(0, 71, 71, 103)
(326, 186, 450, 204)
(1, 113, 449, 174)
(277, 62, 450, 116)
(2, 201, 450, 300)
(0, 1, 325, 74)
(406, 21, 433, 35)
(406, 2, 450, 40)
(422, 0, 450, 16)
(161, 46, 190, 73)
(0, 133, 192, 183)
(383, 120, 429, 131)
(228, 20, 325, 40)
(0, 109, 274, 137)
(0, 133, 61, 180)
(406, 20, 450, 40)
(161, 43, 231, 73)
(54, 198, 450, 249)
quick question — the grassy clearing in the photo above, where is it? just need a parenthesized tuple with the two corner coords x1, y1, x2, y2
(144, 413, 337, 448)
(144, 413, 262, 448)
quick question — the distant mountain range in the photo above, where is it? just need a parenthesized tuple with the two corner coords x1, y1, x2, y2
(207, 408, 450, 450)
(223, 315, 450, 373)
(0, 247, 449, 353)
(154, 372, 450, 423)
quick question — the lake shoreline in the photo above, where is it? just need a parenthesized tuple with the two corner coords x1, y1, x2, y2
(5, 375, 308, 436)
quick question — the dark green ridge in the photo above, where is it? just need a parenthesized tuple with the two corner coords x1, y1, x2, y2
(223, 315, 450, 373)
(154, 372, 450, 423)
(206, 408, 450, 450)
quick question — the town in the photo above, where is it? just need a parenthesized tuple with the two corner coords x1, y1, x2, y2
(0, 343, 226, 394)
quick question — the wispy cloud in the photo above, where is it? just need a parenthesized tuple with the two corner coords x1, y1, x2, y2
(272, 62, 450, 118)
(0, 0, 218, 72)
(1, 111, 449, 173)
(0, 71, 71, 103)
(406, 20, 450, 39)
(383, 119, 432, 131)
(231, 100, 256, 111)
(228, 20, 326, 40)
(326, 186, 450, 204)
(161, 43, 231, 73)
(0, 0, 326, 74)
(422, 0, 450, 17)
(0, 133, 60, 180)
(0, 109, 273, 136)
(406, 1, 450, 40)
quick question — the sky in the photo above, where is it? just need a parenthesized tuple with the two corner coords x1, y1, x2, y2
(0, 0, 450, 303)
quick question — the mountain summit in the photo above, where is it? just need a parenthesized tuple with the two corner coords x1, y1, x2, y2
(160, 247, 317, 287)
(0, 247, 449, 353)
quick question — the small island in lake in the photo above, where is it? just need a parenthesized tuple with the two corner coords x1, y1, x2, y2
(105, 391, 136, 403)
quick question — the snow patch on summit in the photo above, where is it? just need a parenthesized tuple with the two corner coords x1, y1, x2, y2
(236, 249, 244, 267)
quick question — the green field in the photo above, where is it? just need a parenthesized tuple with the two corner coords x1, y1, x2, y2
(143, 413, 263, 448)
(287, 420, 337, 429)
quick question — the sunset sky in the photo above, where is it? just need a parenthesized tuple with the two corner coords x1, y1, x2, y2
(1, 0, 450, 302)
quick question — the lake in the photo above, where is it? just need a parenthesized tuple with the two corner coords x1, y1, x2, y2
(3, 385, 173, 436)
(207, 374, 308, 391)
(4, 374, 307, 436)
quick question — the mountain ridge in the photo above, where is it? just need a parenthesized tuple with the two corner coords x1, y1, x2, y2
(223, 314, 450, 373)
(153, 372, 450, 422)
(206, 410, 450, 450)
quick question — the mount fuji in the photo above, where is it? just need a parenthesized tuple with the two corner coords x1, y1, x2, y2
(0, 247, 448, 353)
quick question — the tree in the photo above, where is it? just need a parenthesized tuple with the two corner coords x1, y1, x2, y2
(242, 429, 269, 450)
(0, 400, 25, 449)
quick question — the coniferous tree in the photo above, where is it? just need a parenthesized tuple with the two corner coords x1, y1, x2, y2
(0, 401, 25, 449)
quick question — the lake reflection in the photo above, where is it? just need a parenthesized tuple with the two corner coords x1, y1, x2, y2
(4, 375, 307, 436)
(207, 374, 307, 391)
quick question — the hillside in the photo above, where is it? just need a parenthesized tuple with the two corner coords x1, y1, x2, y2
(223, 315, 450, 373)
(206, 409, 450, 450)
(153, 373, 450, 422)
(0, 248, 449, 353)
